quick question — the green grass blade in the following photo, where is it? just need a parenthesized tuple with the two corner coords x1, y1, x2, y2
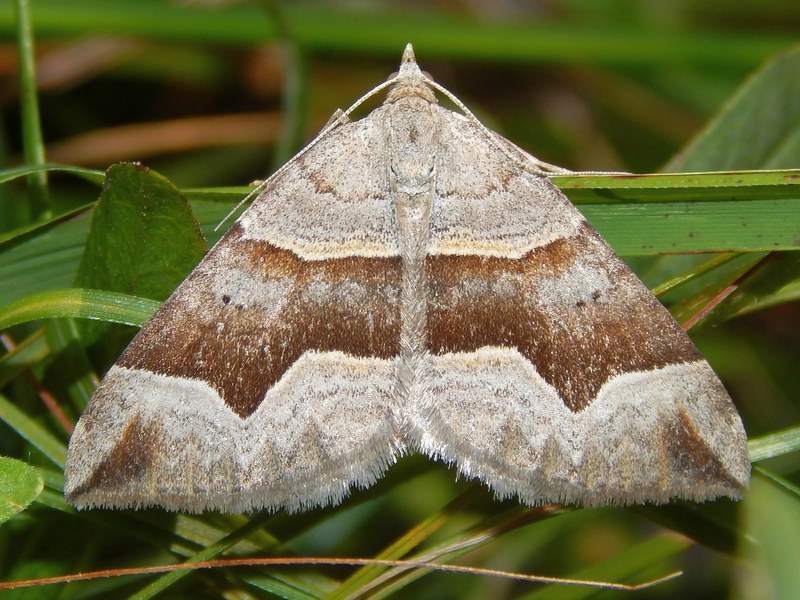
(0, 2, 791, 66)
(0, 392, 67, 468)
(0, 288, 159, 330)
(11, 0, 48, 216)
(749, 426, 800, 463)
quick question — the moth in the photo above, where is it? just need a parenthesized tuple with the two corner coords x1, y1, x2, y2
(65, 44, 750, 513)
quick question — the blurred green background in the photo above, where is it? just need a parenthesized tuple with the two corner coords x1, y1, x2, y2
(0, 1, 798, 598)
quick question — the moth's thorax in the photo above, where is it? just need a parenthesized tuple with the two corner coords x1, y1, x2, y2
(385, 74, 436, 104)
(386, 96, 439, 196)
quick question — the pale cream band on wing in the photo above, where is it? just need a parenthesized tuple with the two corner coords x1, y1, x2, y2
(66, 353, 399, 513)
(66, 347, 749, 512)
(237, 105, 584, 261)
(414, 347, 750, 505)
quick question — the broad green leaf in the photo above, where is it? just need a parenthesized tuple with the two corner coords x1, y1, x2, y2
(75, 162, 206, 301)
(74, 163, 206, 360)
(0, 457, 43, 525)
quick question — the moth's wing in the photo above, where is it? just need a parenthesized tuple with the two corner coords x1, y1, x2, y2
(416, 108, 750, 506)
(65, 113, 404, 514)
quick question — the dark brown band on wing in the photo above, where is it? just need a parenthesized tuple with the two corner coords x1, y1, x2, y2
(120, 224, 402, 418)
(426, 222, 700, 412)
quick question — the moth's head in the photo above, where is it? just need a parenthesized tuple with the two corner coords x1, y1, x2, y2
(386, 43, 436, 105)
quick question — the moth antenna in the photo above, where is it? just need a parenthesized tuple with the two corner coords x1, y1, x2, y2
(215, 184, 262, 232)
(215, 68, 404, 233)
(426, 75, 629, 177)
(323, 108, 350, 128)
(424, 77, 568, 176)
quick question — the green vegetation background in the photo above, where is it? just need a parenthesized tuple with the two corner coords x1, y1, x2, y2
(0, 1, 799, 598)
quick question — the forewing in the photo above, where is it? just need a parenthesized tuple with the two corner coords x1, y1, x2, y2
(416, 110, 750, 505)
(65, 115, 404, 513)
